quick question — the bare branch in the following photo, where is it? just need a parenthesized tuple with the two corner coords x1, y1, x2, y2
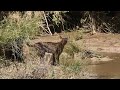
(42, 11, 52, 35)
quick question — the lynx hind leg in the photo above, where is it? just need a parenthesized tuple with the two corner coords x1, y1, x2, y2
(56, 54, 60, 65)
(53, 53, 60, 66)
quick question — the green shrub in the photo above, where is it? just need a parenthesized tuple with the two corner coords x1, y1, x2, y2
(0, 11, 43, 60)
(64, 42, 80, 58)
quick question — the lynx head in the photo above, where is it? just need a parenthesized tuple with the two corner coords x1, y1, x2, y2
(61, 37, 68, 46)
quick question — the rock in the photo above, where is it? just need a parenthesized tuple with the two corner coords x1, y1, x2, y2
(90, 57, 113, 65)
(43, 52, 53, 65)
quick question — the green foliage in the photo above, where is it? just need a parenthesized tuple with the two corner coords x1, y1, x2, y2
(74, 31, 83, 41)
(64, 42, 80, 58)
(0, 11, 43, 60)
(52, 11, 66, 26)
(0, 13, 41, 43)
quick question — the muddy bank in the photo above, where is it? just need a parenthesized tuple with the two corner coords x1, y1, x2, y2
(76, 33, 120, 79)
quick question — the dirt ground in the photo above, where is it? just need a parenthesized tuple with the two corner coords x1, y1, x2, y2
(80, 33, 120, 53)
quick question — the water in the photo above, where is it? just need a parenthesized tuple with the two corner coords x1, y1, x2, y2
(86, 52, 120, 79)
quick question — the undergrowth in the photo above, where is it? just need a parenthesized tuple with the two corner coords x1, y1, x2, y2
(0, 11, 43, 60)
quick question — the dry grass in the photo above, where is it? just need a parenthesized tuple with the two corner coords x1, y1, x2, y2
(62, 30, 83, 41)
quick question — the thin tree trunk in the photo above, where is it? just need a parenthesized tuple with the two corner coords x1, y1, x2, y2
(89, 11, 97, 35)
(42, 11, 52, 35)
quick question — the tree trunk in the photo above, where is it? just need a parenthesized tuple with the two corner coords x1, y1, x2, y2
(89, 11, 97, 35)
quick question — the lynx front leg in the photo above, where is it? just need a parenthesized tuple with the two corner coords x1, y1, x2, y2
(53, 53, 60, 66)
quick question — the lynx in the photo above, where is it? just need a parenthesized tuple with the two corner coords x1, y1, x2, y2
(35, 37, 68, 65)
